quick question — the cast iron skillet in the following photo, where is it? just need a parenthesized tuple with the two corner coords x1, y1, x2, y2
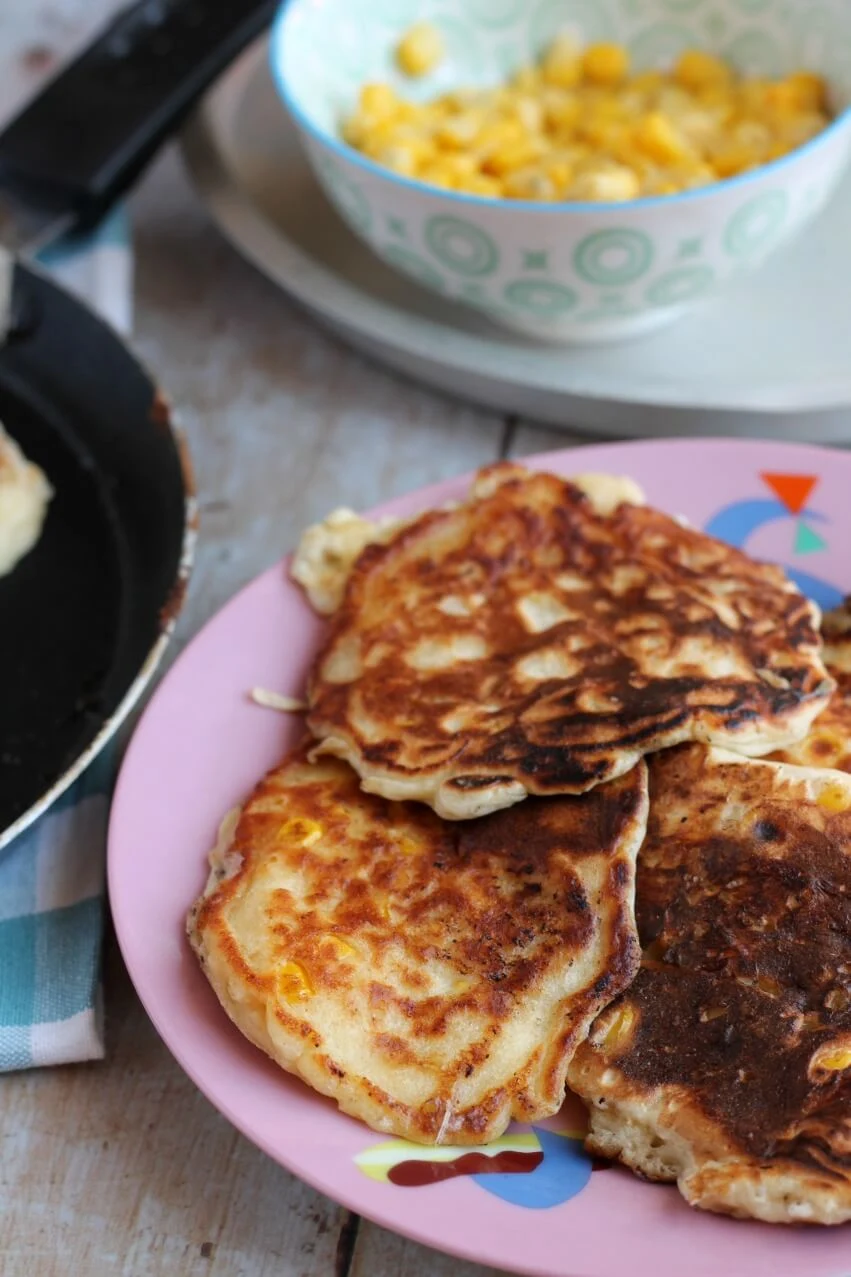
(0, 0, 277, 848)
(0, 262, 194, 849)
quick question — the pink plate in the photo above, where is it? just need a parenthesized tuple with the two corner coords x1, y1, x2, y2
(109, 439, 851, 1277)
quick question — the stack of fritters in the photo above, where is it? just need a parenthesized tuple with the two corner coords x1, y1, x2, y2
(189, 463, 851, 1224)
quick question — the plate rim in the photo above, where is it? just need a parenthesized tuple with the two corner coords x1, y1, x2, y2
(109, 437, 851, 1277)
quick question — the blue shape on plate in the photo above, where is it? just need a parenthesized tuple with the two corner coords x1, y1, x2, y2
(473, 1129, 592, 1209)
(704, 500, 842, 612)
(704, 499, 829, 546)
(785, 568, 844, 612)
(794, 522, 828, 556)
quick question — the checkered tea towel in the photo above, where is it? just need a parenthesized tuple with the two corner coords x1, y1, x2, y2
(0, 210, 134, 1070)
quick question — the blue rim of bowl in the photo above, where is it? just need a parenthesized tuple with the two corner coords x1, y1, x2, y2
(269, 0, 851, 215)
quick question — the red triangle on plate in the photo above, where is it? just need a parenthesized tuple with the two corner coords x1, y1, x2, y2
(760, 473, 818, 515)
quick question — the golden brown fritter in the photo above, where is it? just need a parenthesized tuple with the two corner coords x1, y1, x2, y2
(188, 743, 648, 1145)
(568, 743, 851, 1225)
(307, 463, 832, 819)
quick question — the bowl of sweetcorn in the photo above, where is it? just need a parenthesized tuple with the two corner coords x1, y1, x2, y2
(270, 0, 851, 345)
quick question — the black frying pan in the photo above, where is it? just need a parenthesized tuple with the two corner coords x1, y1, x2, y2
(0, 262, 193, 848)
(0, 0, 277, 849)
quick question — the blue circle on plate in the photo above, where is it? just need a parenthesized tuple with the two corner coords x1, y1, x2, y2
(473, 1129, 593, 1209)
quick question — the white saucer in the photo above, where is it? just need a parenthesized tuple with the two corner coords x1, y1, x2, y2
(182, 39, 851, 441)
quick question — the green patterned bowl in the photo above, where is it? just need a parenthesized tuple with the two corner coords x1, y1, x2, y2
(270, 0, 851, 345)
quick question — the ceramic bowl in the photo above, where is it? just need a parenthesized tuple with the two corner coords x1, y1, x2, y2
(270, 0, 851, 345)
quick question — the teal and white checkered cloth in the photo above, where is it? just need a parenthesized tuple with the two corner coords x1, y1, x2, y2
(0, 210, 133, 1070)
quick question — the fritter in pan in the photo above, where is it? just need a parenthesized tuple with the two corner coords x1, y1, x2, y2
(0, 423, 52, 577)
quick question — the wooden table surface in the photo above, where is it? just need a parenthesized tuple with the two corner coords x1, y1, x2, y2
(0, 5, 590, 1275)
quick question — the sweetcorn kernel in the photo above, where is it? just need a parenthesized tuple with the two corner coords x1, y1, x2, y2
(391, 832, 421, 853)
(371, 141, 432, 177)
(509, 95, 546, 133)
(697, 81, 738, 111)
(442, 153, 480, 181)
(542, 35, 583, 89)
(544, 93, 581, 134)
(436, 112, 485, 150)
(416, 162, 458, 189)
(396, 23, 444, 78)
(711, 145, 762, 178)
(582, 42, 630, 86)
(779, 113, 828, 148)
(457, 173, 502, 197)
(674, 161, 716, 189)
(737, 79, 772, 114)
(764, 81, 805, 117)
(766, 140, 792, 162)
(642, 176, 680, 197)
(359, 82, 399, 120)
(502, 168, 558, 200)
(437, 88, 482, 113)
(732, 119, 772, 151)
(815, 1047, 851, 1071)
(788, 71, 828, 111)
(630, 69, 664, 100)
(634, 112, 692, 165)
(321, 934, 360, 958)
(579, 115, 626, 150)
(277, 818, 323, 846)
(512, 64, 542, 93)
(474, 117, 526, 154)
(675, 49, 732, 91)
(544, 158, 575, 192)
(818, 782, 851, 813)
(570, 163, 640, 202)
(656, 84, 698, 119)
(677, 106, 729, 148)
(277, 960, 314, 1003)
(482, 137, 547, 177)
(602, 1003, 637, 1050)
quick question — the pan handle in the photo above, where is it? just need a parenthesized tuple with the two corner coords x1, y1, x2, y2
(0, 0, 280, 237)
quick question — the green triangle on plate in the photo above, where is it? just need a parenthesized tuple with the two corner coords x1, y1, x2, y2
(794, 521, 828, 555)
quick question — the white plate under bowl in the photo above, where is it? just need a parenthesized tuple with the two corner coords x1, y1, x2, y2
(181, 39, 851, 441)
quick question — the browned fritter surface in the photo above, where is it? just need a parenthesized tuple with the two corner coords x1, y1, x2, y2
(568, 743, 851, 1223)
(307, 464, 831, 819)
(188, 743, 648, 1144)
(770, 599, 851, 773)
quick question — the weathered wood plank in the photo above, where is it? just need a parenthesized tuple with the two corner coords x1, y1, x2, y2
(0, 935, 349, 1277)
(130, 150, 506, 650)
(509, 421, 596, 461)
(349, 1222, 514, 1277)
